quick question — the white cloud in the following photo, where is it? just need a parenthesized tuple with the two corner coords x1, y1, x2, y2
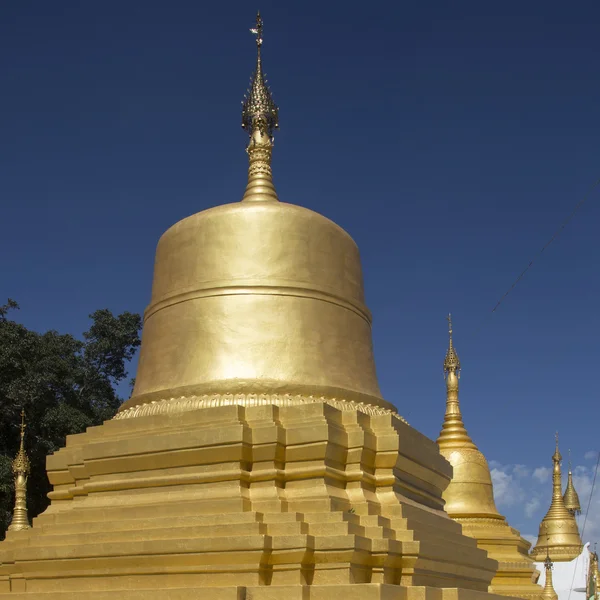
(491, 466, 526, 508)
(513, 464, 531, 478)
(584, 451, 598, 461)
(533, 466, 551, 484)
(522, 533, 538, 546)
(524, 497, 541, 519)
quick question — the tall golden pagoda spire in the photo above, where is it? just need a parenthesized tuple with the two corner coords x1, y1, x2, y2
(540, 548, 558, 600)
(563, 450, 581, 516)
(7, 410, 31, 532)
(437, 315, 543, 599)
(241, 11, 279, 203)
(531, 434, 582, 561)
(437, 314, 476, 450)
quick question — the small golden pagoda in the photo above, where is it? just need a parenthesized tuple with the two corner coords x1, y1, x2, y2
(530, 435, 582, 561)
(540, 553, 558, 600)
(437, 315, 543, 599)
(563, 452, 581, 516)
(7, 411, 30, 533)
(0, 14, 518, 600)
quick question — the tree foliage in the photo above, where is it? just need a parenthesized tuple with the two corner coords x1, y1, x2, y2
(0, 300, 141, 538)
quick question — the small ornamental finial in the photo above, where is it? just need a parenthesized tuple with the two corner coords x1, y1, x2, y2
(540, 536, 558, 600)
(554, 432, 561, 463)
(8, 409, 31, 532)
(241, 11, 279, 140)
(240, 11, 280, 202)
(443, 313, 460, 374)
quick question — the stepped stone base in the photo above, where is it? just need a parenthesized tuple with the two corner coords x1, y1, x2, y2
(456, 518, 542, 599)
(0, 403, 503, 597)
(0, 585, 514, 600)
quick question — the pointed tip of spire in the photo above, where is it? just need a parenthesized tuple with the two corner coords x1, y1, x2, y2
(240, 12, 280, 203)
(553, 432, 562, 463)
(443, 313, 460, 373)
(241, 11, 279, 139)
(12, 409, 30, 476)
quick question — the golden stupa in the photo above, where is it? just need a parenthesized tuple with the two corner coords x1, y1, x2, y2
(563, 452, 581, 516)
(437, 316, 542, 599)
(1, 14, 517, 600)
(530, 436, 582, 561)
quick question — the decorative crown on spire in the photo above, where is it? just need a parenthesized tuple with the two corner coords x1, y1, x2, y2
(8, 410, 31, 532)
(241, 12, 279, 140)
(443, 314, 461, 373)
(12, 410, 30, 476)
(541, 541, 558, 600)
(553, 432, 561, 463)
(240, 12, 280, 203)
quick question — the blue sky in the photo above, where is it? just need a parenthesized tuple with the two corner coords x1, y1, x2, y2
(1, 1, 598, 543)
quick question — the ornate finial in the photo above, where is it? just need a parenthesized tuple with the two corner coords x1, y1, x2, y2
(541, 540, 558, 600)
(8, 410, 31, 532)
(553, 432, 561, 463)
(241, 12, 279, 138)
(437, 314, 476, 450)
(443, 313, 461, 374)
(240, 12, 280, 202)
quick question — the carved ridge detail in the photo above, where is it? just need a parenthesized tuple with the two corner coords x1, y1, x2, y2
(115, 393, 408, 423)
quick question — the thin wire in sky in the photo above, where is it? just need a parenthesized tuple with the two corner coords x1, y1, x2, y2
(472, 176, 600, 338)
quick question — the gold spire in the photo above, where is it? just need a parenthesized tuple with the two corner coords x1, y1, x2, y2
(563, 450, 581, 516)
(8, 410, 31, 532)
(531, 433, 582, 561)
(436, 316, 544, 598)
(437, 314, 476, 450)
(437, 315, 503, 518)
(541, 549, 558, 600)
(241, 11, 279, 202)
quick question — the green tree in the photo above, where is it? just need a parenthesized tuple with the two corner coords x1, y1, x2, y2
(0, 300, 141, 538)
